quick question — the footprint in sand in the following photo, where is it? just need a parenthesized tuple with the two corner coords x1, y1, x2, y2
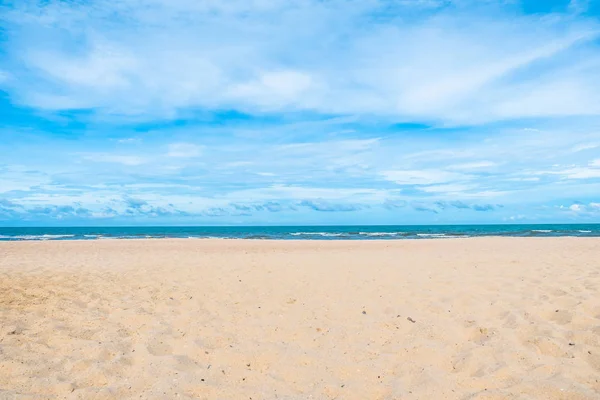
(469, 326, 495, 345)
(501, 312, 518, 328)
(547, 309, 573, 325)
(527, 336, 571, 358)
(173, 354, 199, 371)
(147, 339, 173, 356)
(550, 288, 569, 297)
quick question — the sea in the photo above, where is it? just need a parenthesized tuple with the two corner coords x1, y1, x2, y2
(0, 224, 599, 241)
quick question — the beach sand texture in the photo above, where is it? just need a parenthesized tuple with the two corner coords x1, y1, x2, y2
(1, 238, 599, 399)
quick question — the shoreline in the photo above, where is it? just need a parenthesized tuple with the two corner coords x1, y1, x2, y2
(1, 235, 600, 243)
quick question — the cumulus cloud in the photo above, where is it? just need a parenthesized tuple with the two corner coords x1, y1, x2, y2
(563, 201, 600, 215)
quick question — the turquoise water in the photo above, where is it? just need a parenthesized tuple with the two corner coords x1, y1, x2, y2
(0, 224, 599, 241)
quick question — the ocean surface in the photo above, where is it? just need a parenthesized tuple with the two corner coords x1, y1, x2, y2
(0, 224, 599, 241)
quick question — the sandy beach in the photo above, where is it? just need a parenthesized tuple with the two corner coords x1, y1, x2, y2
(1, 238, 599, 399)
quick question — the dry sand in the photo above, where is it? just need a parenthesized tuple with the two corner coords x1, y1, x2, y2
(1, 238, 599, 399)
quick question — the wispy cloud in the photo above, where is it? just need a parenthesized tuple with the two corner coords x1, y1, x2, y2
(2, 0, 600, 124)
(541, 159, 600, 179)
(167, 143, 203, 158)
(81, 154, 147, 166)
(447, 161, 498, 170)
(381, 170, 469, 185)
(571, 142, 600, 152)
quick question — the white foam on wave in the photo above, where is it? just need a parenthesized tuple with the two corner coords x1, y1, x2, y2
(188, 236, 234, 239)
(44, 234, 75, 238)
(532, 230, 552, 233)
(417, 233, 449, 238)
(290, 232, 345, 237)
(4, 234, 76, 240)
(358, 232, 403, 236)
(578, 230, 592, 233)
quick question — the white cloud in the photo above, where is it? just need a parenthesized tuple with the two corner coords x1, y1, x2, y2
(532, 158, 600, 180)
(381, 170, 468, 185)
(504, 177, 540, 182)
(223, 161, 254, 168)
(3, 0, 600, 124)
(447, 161, 497, 170)
(569, 0, 590, 14)
(4, 84, 600, 222)
(224, 184, 390, 202)
(0, 174, 49, 193)
(566, 201, 600, 215)
(562, 167, 600, 179)
(571, 142, 599, 152)
(546, 161, 600, 179)
(419, 183, 476, 193)
(82, 153, 147, 165)
(227, 70, 314, 109)
(276, 139, 379, 154)
(470, 191, 514, 199)
(117, 137, 141, 143)
(167, 143, 203, 158)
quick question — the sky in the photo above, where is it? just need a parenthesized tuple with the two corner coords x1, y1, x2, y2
(1, 0, 600, 226)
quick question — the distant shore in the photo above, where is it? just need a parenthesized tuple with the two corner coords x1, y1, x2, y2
(1, 238, 599, 399)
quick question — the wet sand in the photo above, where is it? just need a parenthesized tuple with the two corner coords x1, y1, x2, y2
(1, 238, 599, 399)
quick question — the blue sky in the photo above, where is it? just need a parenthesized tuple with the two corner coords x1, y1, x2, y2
(1, 0, 600, 226)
